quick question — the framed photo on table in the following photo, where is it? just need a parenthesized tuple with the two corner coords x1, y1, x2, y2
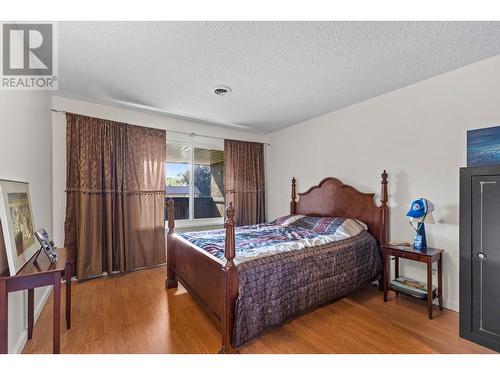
(0, 180, 39, 275)
(0, 219, 8, 276)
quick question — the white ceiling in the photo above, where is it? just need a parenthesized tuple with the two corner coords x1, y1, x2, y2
(58, 21, 500, 134)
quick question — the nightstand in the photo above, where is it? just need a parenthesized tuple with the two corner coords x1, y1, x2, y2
(382, 244, 444, 319)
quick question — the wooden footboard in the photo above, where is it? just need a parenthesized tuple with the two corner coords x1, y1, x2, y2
(166, 200, 238, 353)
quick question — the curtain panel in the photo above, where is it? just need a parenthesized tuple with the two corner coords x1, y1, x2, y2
(64, 113, 166, 280)
(224, 139, 266, 226)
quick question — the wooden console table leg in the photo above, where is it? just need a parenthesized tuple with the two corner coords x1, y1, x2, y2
(0, 280, 7, 354)
(383, 252, 388, 302)
(438, 255, 443, 311)
(65, 264, 71, 330)
(394, 257, 399, 296)
(53, 273, 61, 354)
(427, 261, 433, 319)
(27, 288, 34, 339)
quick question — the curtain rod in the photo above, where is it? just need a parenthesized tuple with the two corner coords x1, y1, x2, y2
(51, 109, 271, 146)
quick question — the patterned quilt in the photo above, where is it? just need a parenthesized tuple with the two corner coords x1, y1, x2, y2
(180, 215, 382, 347)
(180, 215, 368, 264)
(233, 230, 381, 347)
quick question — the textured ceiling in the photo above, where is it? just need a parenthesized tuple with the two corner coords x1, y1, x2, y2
(58, 21, 500, 134)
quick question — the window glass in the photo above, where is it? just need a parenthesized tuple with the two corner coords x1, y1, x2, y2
(165, 143, 225, 223)
(194, 148, 225, 219)
(166, 144, 191, 220)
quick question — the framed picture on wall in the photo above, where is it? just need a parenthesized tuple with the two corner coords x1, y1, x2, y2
(467, 125, 500, 167)
(0, 180, 39, 275)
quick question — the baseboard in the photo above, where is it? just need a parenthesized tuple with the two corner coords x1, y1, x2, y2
(12, 329, 28, 355)
(11, 285, 53, 354)
(443, 299, 459, 312)
(33, 286, 53, 325)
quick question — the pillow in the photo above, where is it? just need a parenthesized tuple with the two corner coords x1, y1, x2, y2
(290, 216, 367, 235)
(268, 215, 305, 226)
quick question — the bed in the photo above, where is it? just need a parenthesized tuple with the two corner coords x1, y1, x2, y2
(165, 171, 389, 353)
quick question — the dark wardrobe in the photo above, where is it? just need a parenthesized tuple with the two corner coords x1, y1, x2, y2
(460, 166, 500, 352)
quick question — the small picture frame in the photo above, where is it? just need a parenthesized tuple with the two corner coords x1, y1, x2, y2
(34, 228, 58, 263)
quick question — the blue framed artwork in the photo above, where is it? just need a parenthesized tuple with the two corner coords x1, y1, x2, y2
(467, 125, 500, 167)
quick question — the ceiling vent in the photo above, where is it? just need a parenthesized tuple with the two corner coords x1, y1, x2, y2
(213, 85, 232, 97)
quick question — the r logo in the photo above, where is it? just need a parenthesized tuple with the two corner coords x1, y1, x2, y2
(2, 23, 53, 76)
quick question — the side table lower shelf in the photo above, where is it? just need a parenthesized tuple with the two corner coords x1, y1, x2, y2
(389, 276, 437, 300)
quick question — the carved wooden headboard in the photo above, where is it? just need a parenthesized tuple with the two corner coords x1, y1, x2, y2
(290, 171, 389, 246)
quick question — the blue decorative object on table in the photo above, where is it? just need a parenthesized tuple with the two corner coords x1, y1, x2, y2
(406, 198, 435, 250)
(467, 125, 500, 167)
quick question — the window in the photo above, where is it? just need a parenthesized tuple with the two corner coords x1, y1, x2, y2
(166, 141, 224, 226)
(165, 144, 191, 220)
(194, 147, 225, 219)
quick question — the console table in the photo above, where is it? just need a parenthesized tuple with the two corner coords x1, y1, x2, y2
(0, 247, 74, 354)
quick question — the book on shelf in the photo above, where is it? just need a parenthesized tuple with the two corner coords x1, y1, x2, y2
(389, 276, 436, 299)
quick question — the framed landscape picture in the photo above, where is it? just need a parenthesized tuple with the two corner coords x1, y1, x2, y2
(0, 180, 38, 275)
(467, 125, 500, 167)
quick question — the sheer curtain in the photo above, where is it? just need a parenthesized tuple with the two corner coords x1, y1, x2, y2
(224, 139, 265, 226)
(64, 113, 166, 280)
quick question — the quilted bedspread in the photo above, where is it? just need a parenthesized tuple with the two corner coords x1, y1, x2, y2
(180, 215, 369, 264)
(180, 215, 382, 347)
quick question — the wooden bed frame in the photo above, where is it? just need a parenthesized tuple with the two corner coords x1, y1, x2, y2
(166, 170, 389, 353)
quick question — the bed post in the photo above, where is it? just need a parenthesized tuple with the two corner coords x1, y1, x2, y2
(380, 170, 388, 245)
(220, 202, 238, 354)
(290, 177, 297, 214)
(166, 198, 178, 289)
(379, 170, 389, 290)
(167, 198, 175, 234)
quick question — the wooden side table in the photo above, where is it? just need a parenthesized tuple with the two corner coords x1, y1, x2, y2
(382, 244, 444, 319)
(0, 247, 74, 354)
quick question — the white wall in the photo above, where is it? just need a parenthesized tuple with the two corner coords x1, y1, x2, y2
(267, 54, 500, 312)
(51, 96, 270, 247)
(0, 91, 53, 353)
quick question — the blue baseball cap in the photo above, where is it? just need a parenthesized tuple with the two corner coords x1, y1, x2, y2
(407, 198, 434, 218)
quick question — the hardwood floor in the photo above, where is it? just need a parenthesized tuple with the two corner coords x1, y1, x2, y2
(23, 266, 494, 354)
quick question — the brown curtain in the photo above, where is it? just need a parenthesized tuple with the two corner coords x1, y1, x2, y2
(224, 139, 265, 226)
(64, 113, 166, 280)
